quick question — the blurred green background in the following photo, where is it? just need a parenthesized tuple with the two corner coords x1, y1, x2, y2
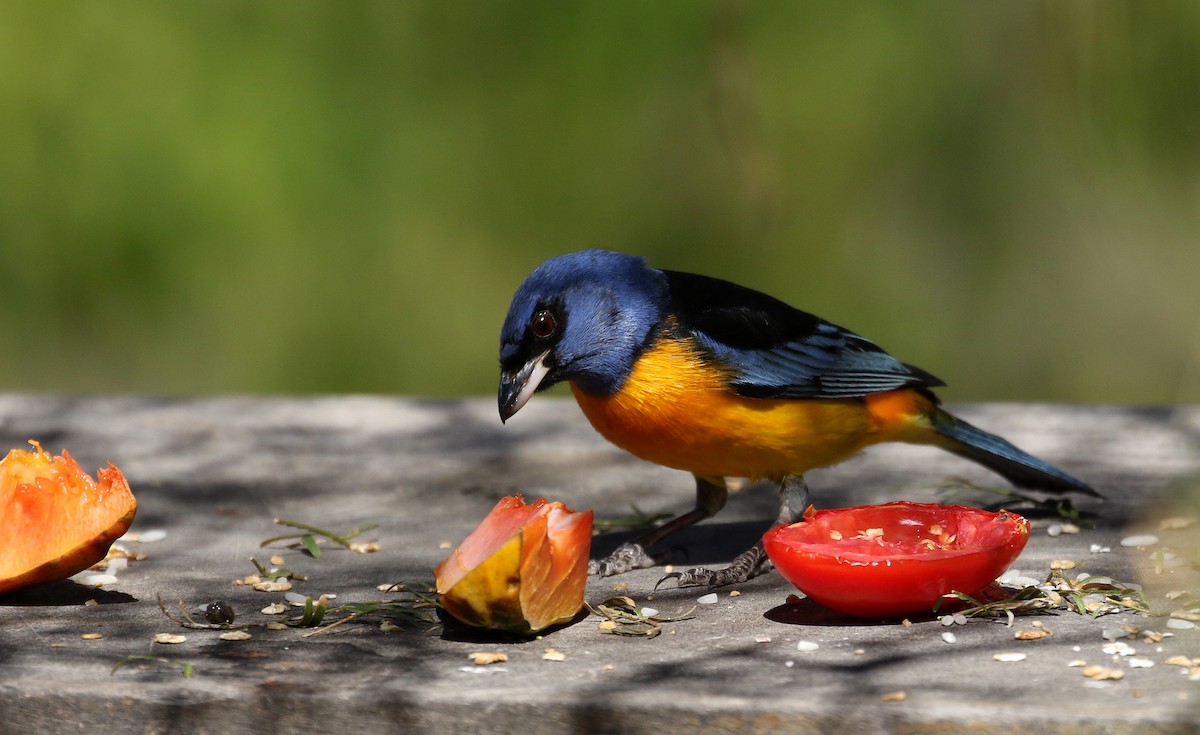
(1, 1, 1197, 403)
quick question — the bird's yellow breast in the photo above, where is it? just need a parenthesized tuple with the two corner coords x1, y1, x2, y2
(570, 336, 934, 481)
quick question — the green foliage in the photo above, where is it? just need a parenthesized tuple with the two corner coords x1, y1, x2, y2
(1, 2, 1197, 401)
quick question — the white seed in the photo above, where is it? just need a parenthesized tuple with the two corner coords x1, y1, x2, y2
(696, 593, 719, 605)
(1089, 544, 1111, 554)
(639, 607, 658, 618)
(261, 603, 287, 615)
(942, 632, 958, 644)
(284, 591, 309, 606)
(796, 641, 820, 652)
(77, 573, 119, 587)
(1102, 641, 1136, 657)
(1046, 524, 1063, 537)
(1128, 657, 1155, 668)
(219, 631, 251, 641)
(137, 529, 168, 543)
(1120, 534, 1158, 548)
(993, 652, 1027, 662)
(1166, 618, 1196, 630)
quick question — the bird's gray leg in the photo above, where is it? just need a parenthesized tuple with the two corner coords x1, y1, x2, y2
(659, 475, 810, 589)
(589, 475, 728, 577)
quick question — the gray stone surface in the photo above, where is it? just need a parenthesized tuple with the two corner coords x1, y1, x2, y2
(0, 395, 1198, 734)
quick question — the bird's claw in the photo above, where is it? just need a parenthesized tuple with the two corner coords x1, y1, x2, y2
(589, 542, 661, 577)
(654, 566, 735, 589)
(656, 545, 774, 589)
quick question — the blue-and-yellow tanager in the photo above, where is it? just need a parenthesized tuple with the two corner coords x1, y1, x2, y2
(498, 249, 1097, 588)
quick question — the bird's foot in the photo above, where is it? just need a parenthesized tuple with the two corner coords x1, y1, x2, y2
(589, 542, 674, 577)
(656, 543, 772, 589)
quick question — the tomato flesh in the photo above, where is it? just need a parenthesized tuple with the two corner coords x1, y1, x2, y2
(763, 502, 1029, 618)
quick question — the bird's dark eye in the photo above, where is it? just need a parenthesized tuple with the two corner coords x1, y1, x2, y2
(530, 309, 557, 339)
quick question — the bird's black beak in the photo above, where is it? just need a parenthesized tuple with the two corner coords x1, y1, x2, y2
(498, 351, 552, 423)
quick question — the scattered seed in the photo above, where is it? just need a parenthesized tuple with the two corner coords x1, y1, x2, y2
(379, 620, 401, 632)
(928, 523, 943, 536)
(252, 580, 292, 593)
(1015, 628, 1052, 640)
(269, 554, 285, 566)
(1164, 655, 1197, 667)
(219, 631, 252, 642)
(901, 618, 912, 629)
(828, 530, 843, 541)
(597, 621, 617, 632)
(697, 593, 719, 605)
(80, 633, 103, 641)
(1171, 609, 1200, 622)
(77, 573, 119, 587)
(84, 599, 99, 607)
(942, 632, 957, 644)
(265, 622, 288, 631)
(854, 648, 865, 656)
(639, 607, 659, 618)
(351, 542, 380, 554)
(1050, 560, 1077, 570)
(154, 633, 187, 645)
(261, 603, 287, 615)
(470, 652, 508, 666)
(1120, 534, 1158, 548)
(1102, 641, 1136, 657)
(1159, 516, 1196, 531)
(542, 648, 566, 662)
(729, 590, 741, 597)
(880, 691, 906, 702)
(753, 635, 772, 644)
(610, 582, 629, 592)
(1067, 659, 1088, 667)
(993, 652, 1026, 662)
(1129, 658, 1154, 668)
(284, 591, 309, 606)
(1089, 544, 1112, 554)
(1142, 631, 1166, 644)
(1167, 618, 1197, 630)
(1060, 523, 1080, 534)
(1046, 524, 1063, 537)
(134, 529, 168, 543)
(1082, 665, 1124, 681)
(438, 540, 452, 549)
(376, 582, 405, 593)
(796, 641, 820, 652)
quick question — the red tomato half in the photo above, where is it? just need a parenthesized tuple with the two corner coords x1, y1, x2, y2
(763, 502, 1029, 618)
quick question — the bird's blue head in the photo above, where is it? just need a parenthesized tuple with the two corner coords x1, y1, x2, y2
(498, 249, 668, 421)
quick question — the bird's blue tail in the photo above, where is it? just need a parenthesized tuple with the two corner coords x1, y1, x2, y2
(930, 409, 1099, 496)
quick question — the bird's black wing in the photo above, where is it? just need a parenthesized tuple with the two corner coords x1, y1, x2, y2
(663, 270, 944, 399)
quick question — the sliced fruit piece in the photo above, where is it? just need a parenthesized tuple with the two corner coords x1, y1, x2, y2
(0, 441, 137, 594)
(763, 501, 1029, 618)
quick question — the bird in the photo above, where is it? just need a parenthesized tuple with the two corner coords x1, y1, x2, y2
(497, 249, 1097, 588)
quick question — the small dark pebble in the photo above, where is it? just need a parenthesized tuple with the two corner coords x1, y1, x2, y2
(205, 600, 236, 625)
